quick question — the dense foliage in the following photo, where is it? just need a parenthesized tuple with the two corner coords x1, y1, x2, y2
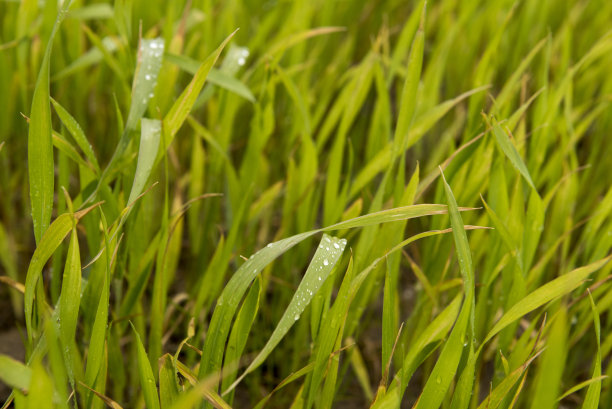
(0, 0, 611, 408)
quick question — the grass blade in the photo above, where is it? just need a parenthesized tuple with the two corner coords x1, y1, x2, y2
(413, 170, 476, 409)
(24, 213, 75, 343)
(163, 30, 238, 145)
(164, 53, 254, 102)
(482, 255, 612, 347)
(490, 120, 537, 190)
(0, 355, 32, 393)
(131, 323, 161, 409)
(51, 98, 100, 172)
(127, 118, 162, 205)
(58, 227, 82, 385)
(28, 1, 74, 243)
(221, 277, 261, 405)
(225, 234, 347, 394)
(159, 354, 179, 409)
(582, 291, 602, 408)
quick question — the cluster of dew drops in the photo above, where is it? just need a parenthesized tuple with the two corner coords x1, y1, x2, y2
(242, 235, 347, 322)
(139, 38, 164, 105)
(292, 235, 347, 321)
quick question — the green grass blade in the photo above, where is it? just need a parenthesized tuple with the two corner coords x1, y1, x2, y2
(582, 291, 602, 408)
(131, 323, 161, 409)
(490, 121, 537, 190)
(86, 37, 165, 202)
(125, 38, 164, 131)
(481, 255, 612, 347)
(384, 295, 462, 404)
(0, 355, 32, 393)
(24, 213, 75, 342)
(58, 227, 82, 385)
(476, 351, 543, 409)
(222, 277, 261, 405)
(325, 204, 468, 230)
(253, 363, 315, 409)
(381, 260, 397, 380)
(50, 98, 100, 171)
(83, 209, 112, 406)
(28, 1, 74, 243)
(52, 131, 94, 171)
(163, 30, 237, 145)
(558, 377, 609, 402)
(394, 5, 424, 152)
(27, 360, 54, 409)
(305, 257, 355, 409)
(164, 53, 255, 102)
(225, 234, 347, 394)
(159, 354, 179, 409)
(52, 36, 121, 81)
(529, 308, 568, 409)
(413, 171, 476, 409)
(127, 118, 162, 205)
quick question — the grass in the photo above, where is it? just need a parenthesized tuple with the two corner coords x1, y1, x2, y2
(0, 0, 611, 408)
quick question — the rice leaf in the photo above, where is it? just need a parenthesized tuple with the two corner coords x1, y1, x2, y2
(490, 121, 537, 190)
(0, 355, 32, 393)
(379, 294, 462, 406)
(163, 30, 238, 146)
(27, 360, 54, 409)
(51, 98, 100, 171)
(222, 277, 261, 405)
(528, 307, 568, 409)
(224, 234, 347, 394)
(476, 350, 543, 409)
(413, 171, 475, 409)
(159, 354, 179, 409)
(24, 213, 75, 342)
(58, 227, 81, 385)
(164, 53, 255, 102)
(582, 291, 602, 408)
(481, 255, 612, 347)
(28, 0, 74, 243)
(24, 202, 100, 344)
(131, 323, 161, 409)
(394, 5, 424, 152)
(127, 118, 161, 205)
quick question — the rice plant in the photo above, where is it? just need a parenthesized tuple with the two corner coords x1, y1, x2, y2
(0, 0, 611, 408)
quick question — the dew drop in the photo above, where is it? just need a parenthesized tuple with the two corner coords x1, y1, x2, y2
(294, 314, 300, 321)
(333, 243, 340, 249)
(323, 259, 329, 266)
(237, 57, 246, 66)
(436, 376, 442, 384)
